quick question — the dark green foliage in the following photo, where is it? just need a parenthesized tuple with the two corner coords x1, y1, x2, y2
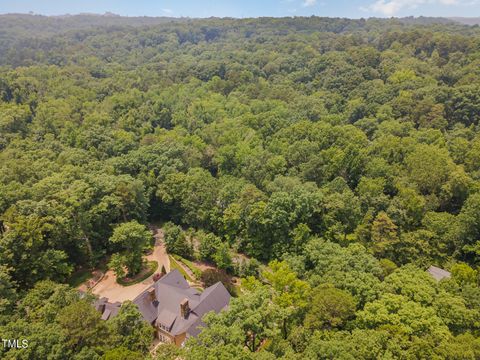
(56, 300, 108, 352)
(107, 301, 154, 353)
(0, 281, 154, 359)
(198, 232, 222, 262)
(162, 222, 192, 258)
(200, 269, 235, 295)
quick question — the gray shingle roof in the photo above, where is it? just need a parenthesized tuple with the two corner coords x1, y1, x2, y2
(101, 308, 112, 320)
(95, 269, 231, 337)
(133, 288, 159, 324)
(94, 297, 108, 312)
(158, 269, 190, 289)
(100, 301, 121, 320)
(157, 308, 178, 329)
(133, 269, 231, 337)
(191, 282, 231, 318)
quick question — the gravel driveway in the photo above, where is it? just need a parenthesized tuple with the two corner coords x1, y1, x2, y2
(89, 226, 170, 302)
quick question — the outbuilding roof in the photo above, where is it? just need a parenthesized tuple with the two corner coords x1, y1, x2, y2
(427, 265, 451, 281)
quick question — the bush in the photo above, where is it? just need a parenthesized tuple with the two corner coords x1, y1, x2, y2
(213, 243, 233, 272)
(117, 261, 158, 286)
(234, 257, 261, 277)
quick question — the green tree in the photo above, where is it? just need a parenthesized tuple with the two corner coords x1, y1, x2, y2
(0, 266, 16, 323)
(356, 294, 450, 341)
(304, 284, 356, 331)
(108, 301, 154, 353)
(163, 222, 192, 258)
(109, 221, 152, 276)
(56, 300, 109, 352)
(108, 253, 126, 279)
(213, 243, 233, 272)
(263, 260, 311, 338)
(371, 211, 398, 257)
(451, 263, 478, 286)
(405, 144, 454, 195)
(198, 232, 222, 262)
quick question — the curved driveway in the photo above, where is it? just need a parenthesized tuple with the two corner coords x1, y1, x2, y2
(89, 227, 170, 302)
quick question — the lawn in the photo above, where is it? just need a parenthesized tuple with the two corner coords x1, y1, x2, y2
(168, 255, 195, 282)
(173, 255, 202, 278)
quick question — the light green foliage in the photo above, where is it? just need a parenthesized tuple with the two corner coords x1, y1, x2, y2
(304, 239, 383, 305)
(357, 177, 389, 212)
(186, 286, 278, 355)
(356, 293, 450, 340)
(263, 261, 311, 338)
(154, 344, 183, 360)
(104, 347, 144, 360)
(108, 253, 127, 279)
(433, 291, 480, 334)
(304, 329, 392, 360)
(380, 265, 438, 305)
(451, 263, 478, 285)
(0, 213, 73, 287)
(405, 144, 454, 195)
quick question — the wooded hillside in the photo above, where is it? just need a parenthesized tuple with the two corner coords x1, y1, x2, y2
(1, 15, 480, 359)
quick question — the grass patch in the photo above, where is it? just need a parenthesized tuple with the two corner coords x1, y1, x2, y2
(117, 261, 158, 286)
(173, 255, 202, 278)
(67, 269, 93, 288)
(169, 255, 194, 282)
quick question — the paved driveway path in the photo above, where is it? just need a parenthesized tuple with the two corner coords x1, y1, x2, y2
(89, 226, 170, 302)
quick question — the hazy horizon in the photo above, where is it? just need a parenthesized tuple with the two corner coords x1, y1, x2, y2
(1, 11, 479, 21)
(1, 0, 480, 19)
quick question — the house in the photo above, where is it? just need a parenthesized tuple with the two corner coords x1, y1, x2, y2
(130, 269, 231, 346)
(94, 297, 122, 320)
(427, 265, 451, 281)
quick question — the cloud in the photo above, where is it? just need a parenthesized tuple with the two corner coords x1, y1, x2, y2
(302, 0, 317, 7)
(365, 0, 465, 16)
(161, 8, 173, 15)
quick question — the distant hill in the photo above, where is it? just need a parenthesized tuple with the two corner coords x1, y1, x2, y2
(449, 17, 480, 26)
(0, 13, 184, 37)
(396, 16, 455, 25)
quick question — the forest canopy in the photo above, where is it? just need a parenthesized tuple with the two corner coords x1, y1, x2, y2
(1, 14, 480, 359)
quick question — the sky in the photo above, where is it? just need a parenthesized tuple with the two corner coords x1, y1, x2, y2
(0, 0, 479, 19)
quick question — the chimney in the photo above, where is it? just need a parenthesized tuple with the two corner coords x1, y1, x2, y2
(180, 298, 190, 318)
(148, 288, 156, 302)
